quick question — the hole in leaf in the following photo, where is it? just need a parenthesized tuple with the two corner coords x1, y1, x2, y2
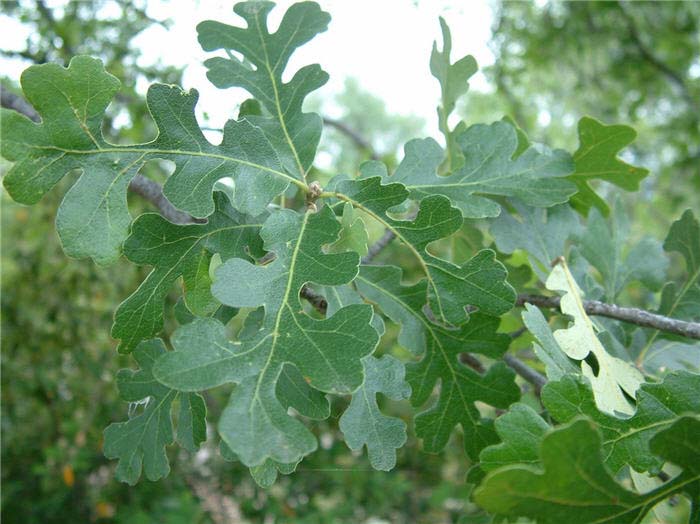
(584, 351, 600, 377)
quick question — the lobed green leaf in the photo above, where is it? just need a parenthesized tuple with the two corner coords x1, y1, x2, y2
(1, 56, 293, 264)
(103, 339, 206, 485)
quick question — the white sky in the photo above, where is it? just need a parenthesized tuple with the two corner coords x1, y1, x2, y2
(0, 0, 495, 138)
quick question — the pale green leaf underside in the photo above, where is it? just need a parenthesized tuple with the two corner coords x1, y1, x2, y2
(546, 261, 644, 415)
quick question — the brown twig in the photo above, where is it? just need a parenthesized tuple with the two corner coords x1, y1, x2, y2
(502, 354, 547, 395)
(362, 229, 397, 264)
(300, 285, 328, 315)
(517, 294, 700, 340)
(200, 117, 379, 160)
(459, 352, 546, 395)
(322, 117, 380, 161)
(128, 175, 201, 224)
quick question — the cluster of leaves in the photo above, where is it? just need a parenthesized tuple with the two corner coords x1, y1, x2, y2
(2, 2, 698, 522)
(485, 0, 700, 236)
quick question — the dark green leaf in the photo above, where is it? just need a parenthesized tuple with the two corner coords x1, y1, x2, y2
(198, 1, 330, 178)
(1, 57, 296, 263)
(479, 403, 548, 472)
(334, 165, 515, 325)
(112, 192, 263, 353)
(659, 209, 700, 322)
(339, 355, 411, 471)
(154, 206, 378, 466)
(103, 339, 206, 484)
(474, 417, 700, 524)
(355, 265, 519, 458)
(649, 415, 700, 475)
(277, 364, 330, 421)
(177, 393, 207, 452)
(569, 117, 649, 216)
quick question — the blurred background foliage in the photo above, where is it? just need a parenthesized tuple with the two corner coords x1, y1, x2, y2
(1, 1, 697, 523)
(470, 0, 700, 236)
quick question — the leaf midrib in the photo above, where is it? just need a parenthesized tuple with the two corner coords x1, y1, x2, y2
(251, 211, 311, 411)
(332, 192, 450, 323)
(26, 144, 306, 190)
(254, 10, 307, 181)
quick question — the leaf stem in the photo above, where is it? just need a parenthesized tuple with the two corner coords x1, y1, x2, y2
(322, 190, 451, 322)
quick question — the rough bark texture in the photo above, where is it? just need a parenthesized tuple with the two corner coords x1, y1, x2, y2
(517, 294, 700, 340)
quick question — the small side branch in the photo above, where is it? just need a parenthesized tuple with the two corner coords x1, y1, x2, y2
(362, 229, 397, 264)
(517, 294, 700, 340)
(128, 175, 201, 225)
(300, 285, 328, 315)
(322, 117, 380, 161)
(502, 354, 546, 395)
(459, 352, 546, 395)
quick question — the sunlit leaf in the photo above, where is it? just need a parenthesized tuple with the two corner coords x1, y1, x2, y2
(569, 117, 649, 216)
(545, 259, 644, 415)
